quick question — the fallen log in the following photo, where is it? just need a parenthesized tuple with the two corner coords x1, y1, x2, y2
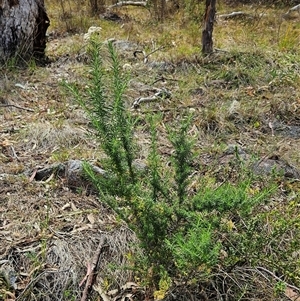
(107, 1, 147, 10)
(218, 11, 249, 19)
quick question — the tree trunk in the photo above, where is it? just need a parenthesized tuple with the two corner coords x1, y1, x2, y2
(89, 0, 106, 15)
(150, 0, 166, 21)
(201, 0, 216, 54)
(0, 0, 50, 62)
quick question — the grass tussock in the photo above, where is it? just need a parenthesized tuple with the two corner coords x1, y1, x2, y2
(21, 122, 88, 151)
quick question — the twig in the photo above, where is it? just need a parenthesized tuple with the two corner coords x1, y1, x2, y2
(218, 11, 249, 19)
(79, 262, 92, 287)
(150, 76, 179, 86)
(256, 266, 300, 292)
(80, 237, 108, 301)
(283, 4, 300, 18)
(268, 122, 274, 136)
(134, 46, 165, 63)
(131, 103, 203, 114)
(10, 145, 20, 161)
(214, 48, 229, 53)
(143, 46, 165, 63)
(132, 88, 171, 108)
(0, 104, 34, 112)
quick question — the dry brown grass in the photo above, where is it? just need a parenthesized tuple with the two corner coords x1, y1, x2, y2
(0, 177, 138, 301)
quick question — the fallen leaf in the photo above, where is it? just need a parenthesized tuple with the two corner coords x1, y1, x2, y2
(0, 139, 15, 147)
(93, 283, 110, 301)
(227, 220, 236, 231)
(61, 203, 71, 210)
(121, 282, 139, 291)
(87, 213, 95, 224)
(285, 287, 300, 301)
(29, 169, 37, 182)
(71, 202, 77, 211)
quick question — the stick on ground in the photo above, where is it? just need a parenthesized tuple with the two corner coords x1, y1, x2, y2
(80, 237, 108, 301)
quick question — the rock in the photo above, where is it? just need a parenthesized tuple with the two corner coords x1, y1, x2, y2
(132, 159, 148, 173)
(252, 155, 300, 179)
(217, 146, 300, 180)
(0, 261, 17, 290)
(104, 39, 139, 52)
(218, 144, 250, 164)
(31, 160, 108, 192)
(103, 39, 142, 60)
(34, 163, 65, 181)
(271, 120, 300, 139)
(31, 159, 148, 191)
(65, 160, 106, 190)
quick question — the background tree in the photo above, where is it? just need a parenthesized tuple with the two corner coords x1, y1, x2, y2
(149, 0, 167, 21)
(89, 0, 106, 14)
(0, 0, 49, 62)
(202, 0, 216, 54)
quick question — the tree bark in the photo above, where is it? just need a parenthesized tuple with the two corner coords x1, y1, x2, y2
(89, 0, 106, 14)
(0, 0, 50, 62)
(202, 0, 216, 54)
(150, 0, 166, 21)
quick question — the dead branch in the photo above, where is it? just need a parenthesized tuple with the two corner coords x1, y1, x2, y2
(283, 4, 300, 19)
(289, 4, 300, 12)
(132, 88, 171, 109)
(0, 103, 34, 112)
(107, 1, 147, 10)
(9, 145, 20, 161)
(144, 46, 165, 63)
(150, 76, 179, 86)
(255, 266, 300, 292)
(218, 11, 249, 19)
(80, 237, 108, 301)
(134, 45, 165, 63)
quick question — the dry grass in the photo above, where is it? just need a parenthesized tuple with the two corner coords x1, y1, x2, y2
(0, 177, 138, 301)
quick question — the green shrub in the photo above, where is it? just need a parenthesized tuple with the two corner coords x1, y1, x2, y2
(193, 180, 274, 214)
(165, 216, 220, 276)
(65, 41, 283, 292)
